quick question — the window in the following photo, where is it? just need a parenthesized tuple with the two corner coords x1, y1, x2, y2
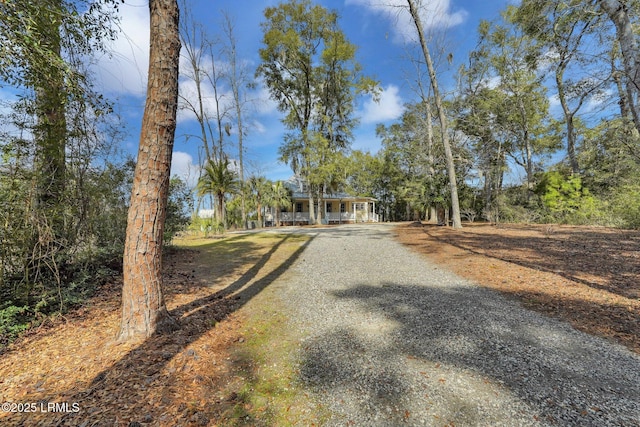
(340, 203, 346, 213)
(355, 203, 365, 210)
(296, 202, 303, 213)
(326, 203, 332, 213)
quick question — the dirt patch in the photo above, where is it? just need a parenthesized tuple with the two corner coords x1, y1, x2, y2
(0, 232, 309, 426)
(395, 222, 640, 354)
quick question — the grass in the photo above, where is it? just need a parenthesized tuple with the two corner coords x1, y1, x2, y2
(175, 231, 329, 425)
(180, 232, 330, 426)
(225, 292, 329, 426)
(1, 230, 326, 426)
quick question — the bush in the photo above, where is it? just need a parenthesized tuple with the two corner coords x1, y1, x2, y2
(0, 304, 29, 349)
(165, 176, 193, 243)
(610, 184, 640, 229)
(536, 171, 601, 224)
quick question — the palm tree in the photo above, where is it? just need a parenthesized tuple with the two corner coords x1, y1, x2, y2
(197, 157, 240, 230)
(268, 180, 293, 227)
(248, 176, 272, 227)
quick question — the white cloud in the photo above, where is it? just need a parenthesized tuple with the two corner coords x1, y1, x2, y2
(254, 83, 280, 116)
(346, 0, 468, 43)
(360, 84, 405, 124)
(171, 151, 200, 188)
(94, 1, 150, 96)
(177, 77, 235, 125)
(250, 119, 267, 134)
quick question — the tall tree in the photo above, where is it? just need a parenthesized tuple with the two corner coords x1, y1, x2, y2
(405, 0, 462, 228)
(599, 0, 640, 135)
(0, 0, 119, 235)
(119, 0, 181, 340)
(478, 9, 557, 191)
(222, 11, 252, 230)
(515, 0, 603, 174)
(257, 0, 376, 224)
(179, 0, 213, 161)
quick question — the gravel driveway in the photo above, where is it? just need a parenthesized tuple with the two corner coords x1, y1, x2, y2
(269, 223, 640, 426)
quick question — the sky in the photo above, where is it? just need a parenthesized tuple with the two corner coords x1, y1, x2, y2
(93, 0, 520, 185)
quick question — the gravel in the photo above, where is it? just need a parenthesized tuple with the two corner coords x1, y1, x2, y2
(269, 223, 640, 426)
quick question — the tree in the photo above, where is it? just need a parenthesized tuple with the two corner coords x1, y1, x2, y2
(375, 103, 453, 221)
(165, 176, 193, 243)
(178, 1, 231, 164)
(267, 180, 293, 226)
(0, 0, 119, 239)
(0, 0, 127, 332)
(257, 0, 377, 224)
(515, 0, 603, 175)
(599, 0, 640, 135)
(463, 10, 558, 196)
(196, 157, 240, 230)
(222, 11, 252, 230)
(178, 0, 213, 162)
(119, 0, 181, 340)
(405, 0, 462, 228)
(248, 175, 270, 227)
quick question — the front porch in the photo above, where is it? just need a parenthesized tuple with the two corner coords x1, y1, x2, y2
(275, 211, 379, 225)
(269, 199, 379, 225)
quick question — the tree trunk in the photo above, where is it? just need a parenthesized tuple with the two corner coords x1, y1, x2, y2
(217, 192, 225, 229)
(119, 0, 180, 341)
(308, 191, 316, 224)
(34, 2, 66, 230)
(600, 0, 640, 135)
(222, 13, 248, 230)
(406, 0, 462, 228)
(424, 98, 438, 224)
(555, 65, 580, 174)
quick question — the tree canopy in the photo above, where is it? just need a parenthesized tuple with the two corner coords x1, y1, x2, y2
(257, 0, 377, 224)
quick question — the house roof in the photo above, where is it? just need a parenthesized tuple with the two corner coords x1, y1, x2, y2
(284, 176, 377, 202)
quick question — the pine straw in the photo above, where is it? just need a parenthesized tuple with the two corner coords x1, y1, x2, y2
(0, 232, 308, 426)
(395, 222, 640, 355)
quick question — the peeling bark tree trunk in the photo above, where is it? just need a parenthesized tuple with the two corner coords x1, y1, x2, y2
(119, 0, 180, 341)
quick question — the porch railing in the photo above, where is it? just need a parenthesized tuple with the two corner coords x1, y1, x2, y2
(279, 212, 310, 222)
(277, 212, 379, 223)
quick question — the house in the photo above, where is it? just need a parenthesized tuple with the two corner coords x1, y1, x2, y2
(266, 176, 379, 225)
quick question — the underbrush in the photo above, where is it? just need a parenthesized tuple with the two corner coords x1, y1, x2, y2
(0, 248, 122, 353)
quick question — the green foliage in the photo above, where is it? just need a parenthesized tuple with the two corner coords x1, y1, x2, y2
(0, 0, 120, 94)
(258, 0, 378, 218)
(610, 185, 640, 229)
(224, 196, 244, 230)
(165, 176, 193, 243)
(0, 304, 30, 347)
(0, 153, 132, 349)
(197, 157, 240, 231)
(536, 170, 600, 223)
(371, 101, 463, 221)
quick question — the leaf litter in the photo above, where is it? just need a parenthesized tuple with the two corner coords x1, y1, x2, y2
(0, 232, 304, 426)
(395, 222, 640, 354)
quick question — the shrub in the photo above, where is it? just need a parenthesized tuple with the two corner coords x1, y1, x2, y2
(0, 304, 29, 349)
(536, 171, 600, 224)
(610, 184, 640, 229)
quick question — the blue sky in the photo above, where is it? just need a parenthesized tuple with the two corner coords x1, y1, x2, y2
(94, 0, 519, 185)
